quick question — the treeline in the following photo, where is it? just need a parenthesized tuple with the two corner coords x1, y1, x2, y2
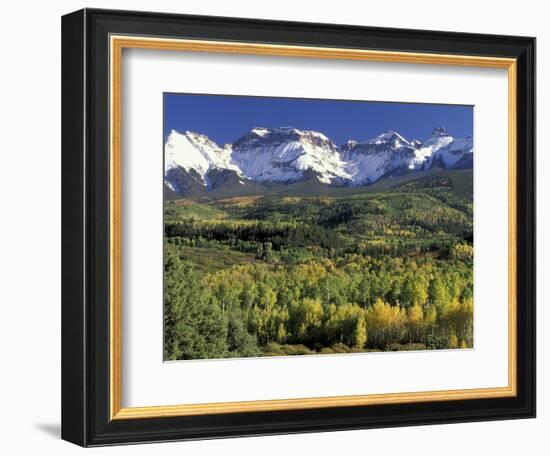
(229, 194, 473, 239)
(165, 213, 473, 262)
(167, 234, 471, 265)
(165, 220, 343, 250)
(164, 247, 473, 360)
(165, 192, 473, 260)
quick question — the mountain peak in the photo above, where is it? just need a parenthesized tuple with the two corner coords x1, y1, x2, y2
(181, 130, 221, 153)
(250, 127, 270, 137)
(230, 126, 345, 184)
(431, 126, 450, 137)
(233, 126, 334, 149)
(366, 129, 410, 147)
(164, 129, 239, 187)
(341, 139, 359, 151)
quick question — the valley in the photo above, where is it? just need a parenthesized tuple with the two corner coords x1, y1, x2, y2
(164, 169, 474, 359)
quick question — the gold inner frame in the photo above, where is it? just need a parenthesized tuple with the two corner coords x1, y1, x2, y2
(109, 35, 518, 420)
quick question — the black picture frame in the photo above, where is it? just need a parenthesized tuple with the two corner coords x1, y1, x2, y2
(62, 8, 536, 447)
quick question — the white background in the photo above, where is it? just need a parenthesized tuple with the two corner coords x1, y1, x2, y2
(0, 0, 546, 454)
(123, 50, 509, 407)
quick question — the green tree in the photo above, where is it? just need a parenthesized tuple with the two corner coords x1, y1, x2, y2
(226, 313, 261, 357)
(352, 314, 368, 349)
(164, 250, 228, 360)
(428, 277, 450, 314)
(290, 297, 324, 344)
(407, 304, 424, 343)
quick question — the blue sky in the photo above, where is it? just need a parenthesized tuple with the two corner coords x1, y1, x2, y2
(164, 93, 473, 146)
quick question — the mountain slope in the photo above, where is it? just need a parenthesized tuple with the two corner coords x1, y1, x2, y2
(231, 127, 351, 184)
(164, 126, 473, 197)
(341, 130, 421, 184)
(164, 130, 243, 193)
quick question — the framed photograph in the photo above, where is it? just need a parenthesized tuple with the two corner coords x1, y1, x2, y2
(61, 8, 536, 446)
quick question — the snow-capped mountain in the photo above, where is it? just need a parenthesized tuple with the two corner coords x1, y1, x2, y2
(431, 135, 473, 169)
(341, 130, 422, 184)
(164, 126, 473, 196)
(231, 127, 351, 185)
(164, 130, 246, 194)
(165, 131, 240, 180)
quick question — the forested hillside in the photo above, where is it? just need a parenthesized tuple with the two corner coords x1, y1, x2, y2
(164, 170, 474, 360)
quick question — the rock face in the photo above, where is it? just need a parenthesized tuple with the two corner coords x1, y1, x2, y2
(164, 126, 473, 196)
